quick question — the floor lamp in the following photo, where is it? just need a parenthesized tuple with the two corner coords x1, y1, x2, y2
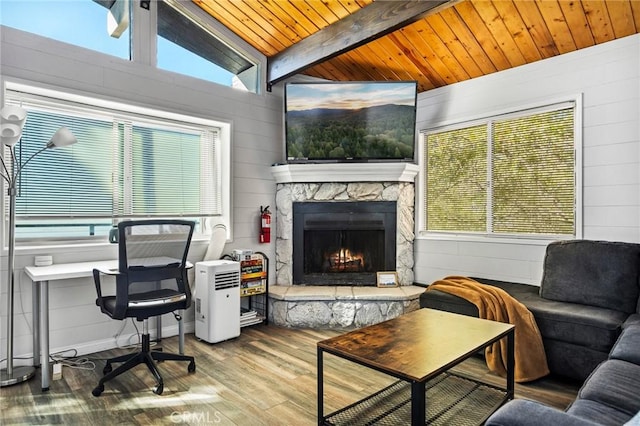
(0, 105, 77, 387)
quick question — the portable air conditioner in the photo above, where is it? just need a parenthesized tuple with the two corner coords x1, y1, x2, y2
(194, 260, 241, 343)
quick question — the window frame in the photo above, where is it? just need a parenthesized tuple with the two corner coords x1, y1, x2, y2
(1, 0, 132, 60)
(1, 0, 265, 92)
(416, 94, 583, 244)
(2, 81, 232, 248)
(134, 0, 265, 94)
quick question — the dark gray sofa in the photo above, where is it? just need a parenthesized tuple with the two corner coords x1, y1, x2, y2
(420, 239, 640, 425)
(420, 239, 640, 382)
(485, 317, 640, 425)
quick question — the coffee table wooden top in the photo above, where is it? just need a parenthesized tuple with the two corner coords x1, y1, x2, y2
(318, 308, 514, 382)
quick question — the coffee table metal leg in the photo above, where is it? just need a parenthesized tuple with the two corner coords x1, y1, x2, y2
(506, 328, 515, 400)
(411, 380, 426, 425)
(317, 346, 324, 425)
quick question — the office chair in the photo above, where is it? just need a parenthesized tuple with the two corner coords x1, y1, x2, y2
(92, 219, 196, 396)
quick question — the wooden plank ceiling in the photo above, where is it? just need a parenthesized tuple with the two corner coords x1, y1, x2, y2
(193, 0, 640, 93)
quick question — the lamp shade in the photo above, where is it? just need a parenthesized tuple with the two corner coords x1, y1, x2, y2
(0, 123, 22, 146)
(0, 105, 27, 126)
(0, 106, 27, 146)
(47, 126, 77, 148)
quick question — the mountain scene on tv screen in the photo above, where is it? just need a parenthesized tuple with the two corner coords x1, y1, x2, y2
(287, 103, 415, 160)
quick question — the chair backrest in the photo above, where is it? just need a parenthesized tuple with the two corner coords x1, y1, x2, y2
(118, 219, 194, 273)
(117, 219, 195, 309)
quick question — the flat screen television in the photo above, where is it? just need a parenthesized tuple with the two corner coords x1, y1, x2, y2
(284, 81, 417, 163)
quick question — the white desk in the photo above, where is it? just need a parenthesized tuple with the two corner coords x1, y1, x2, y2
(25, 260, 188, 391)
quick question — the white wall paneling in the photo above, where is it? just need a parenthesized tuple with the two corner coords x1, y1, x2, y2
(2, 25, 639, 361)
(0, 25, 282, 361)
(414, 34, 640, 286)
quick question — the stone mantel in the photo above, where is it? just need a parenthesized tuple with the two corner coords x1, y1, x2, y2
(271, 162, 419, 183)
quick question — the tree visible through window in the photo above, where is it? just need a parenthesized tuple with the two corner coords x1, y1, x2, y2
(424, 104, 575, 237)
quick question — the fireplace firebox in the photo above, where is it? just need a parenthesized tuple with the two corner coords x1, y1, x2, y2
(292, 201, 396, 285)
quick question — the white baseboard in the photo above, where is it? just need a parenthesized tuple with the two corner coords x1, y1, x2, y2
(14, 321, 196, 363)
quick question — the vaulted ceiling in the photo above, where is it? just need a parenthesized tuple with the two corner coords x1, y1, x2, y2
(193, 0, 640, 93)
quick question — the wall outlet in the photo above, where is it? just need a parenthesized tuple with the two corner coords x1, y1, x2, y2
(52, 363, 63, 380)
(34, 255, 53, 267)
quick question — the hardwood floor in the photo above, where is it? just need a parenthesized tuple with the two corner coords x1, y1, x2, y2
(1, 324, 580, 425)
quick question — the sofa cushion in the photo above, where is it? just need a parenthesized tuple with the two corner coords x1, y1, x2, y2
(473, 278, 540, 300)
(540, 240, 640, 313)
(419, 288, 479, 317)
(476, 277, 625, 351)
(610, 326, 640, 365)
(576, 359, 640, 416)
(566, 399, 634, 426)
(624, 314, 640, 329)
(525, 300, 625, 352)
(486, 399, 601, 426)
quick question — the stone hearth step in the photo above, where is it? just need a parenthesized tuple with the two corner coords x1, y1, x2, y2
(268, 285, 425, 329)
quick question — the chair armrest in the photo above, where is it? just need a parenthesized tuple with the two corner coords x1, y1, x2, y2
(93, 267, 128, 320)
(94, 267, 119, 275)
(93, 267, 120, 292)
(93, 268, 111, 296)
(486, 400, 600, 426)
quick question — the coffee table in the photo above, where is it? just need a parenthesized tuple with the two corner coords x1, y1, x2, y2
(317, 308, 515, 425)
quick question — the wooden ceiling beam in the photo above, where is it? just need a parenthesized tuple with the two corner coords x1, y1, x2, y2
(266, 0, 453, 89)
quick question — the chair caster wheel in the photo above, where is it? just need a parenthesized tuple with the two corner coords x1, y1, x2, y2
(188, 361, 196, 373)
(154, 383, 164, 395)
(92, 385, 104, 397)
(103, 364, 112, 375)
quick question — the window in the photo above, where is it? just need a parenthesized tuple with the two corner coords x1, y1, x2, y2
(3, 86, 230, 243)
(157, 1, 259, 92)
(422, 102, 577, 238)
(0, 1, 261, 92)
(0, 1, 130, 59)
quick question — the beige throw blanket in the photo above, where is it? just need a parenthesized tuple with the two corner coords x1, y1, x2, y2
(426, 276, 549, 382)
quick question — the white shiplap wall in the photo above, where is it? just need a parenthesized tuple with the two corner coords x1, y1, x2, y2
(414, 33, 640, 287)
(1, 26, 639, 363)
(0, 25, 283, 361)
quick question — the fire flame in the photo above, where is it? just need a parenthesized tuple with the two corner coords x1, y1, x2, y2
(325, 248, 365, 272)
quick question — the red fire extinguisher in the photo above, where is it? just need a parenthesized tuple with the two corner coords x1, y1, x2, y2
(260, 206, 271, 243)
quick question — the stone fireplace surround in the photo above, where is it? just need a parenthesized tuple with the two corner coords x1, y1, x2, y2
(269, 163, 425, 328)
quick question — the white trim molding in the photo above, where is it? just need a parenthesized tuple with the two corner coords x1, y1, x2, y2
(271, 162, 419, 184)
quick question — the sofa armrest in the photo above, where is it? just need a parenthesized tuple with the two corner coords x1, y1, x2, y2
(486, 400, 601, 426)
(610, 325, 640, 365)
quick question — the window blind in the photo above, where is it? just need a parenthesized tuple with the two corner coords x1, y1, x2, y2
(10, 110, 114, 218)
(491, 108, 575, 235)
(426, 124, 487, 232)
(126, 123, 219, 217)
(4, 90, 223, 240)
(424, 103, 575, 237)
